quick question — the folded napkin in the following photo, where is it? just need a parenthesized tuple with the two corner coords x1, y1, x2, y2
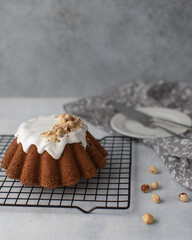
(64, 80, 192, 190)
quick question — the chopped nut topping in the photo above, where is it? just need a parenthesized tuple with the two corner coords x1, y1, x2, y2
(66, 116, 75, 122)
(56, 127, 64, 137)
(41, 113, 83, 142)
(67, 121, 75, 128)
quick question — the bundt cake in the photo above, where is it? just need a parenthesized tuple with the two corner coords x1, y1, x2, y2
(1, 113, 107, 188)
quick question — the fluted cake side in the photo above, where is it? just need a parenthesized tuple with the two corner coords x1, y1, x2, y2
(1, 131, 107, 188)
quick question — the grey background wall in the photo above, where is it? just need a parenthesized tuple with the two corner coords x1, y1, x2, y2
(0, 0, 192, 97)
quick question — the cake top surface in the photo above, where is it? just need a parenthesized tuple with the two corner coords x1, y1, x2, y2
(15, 113, 88, 160)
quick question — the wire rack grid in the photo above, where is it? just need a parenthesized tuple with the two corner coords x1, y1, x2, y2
(0, 135, 132, 213)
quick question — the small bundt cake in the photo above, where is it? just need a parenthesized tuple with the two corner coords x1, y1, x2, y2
(1, 113, 107, 188)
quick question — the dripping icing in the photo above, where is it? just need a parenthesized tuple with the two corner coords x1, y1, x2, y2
(15, 115, 88, 160)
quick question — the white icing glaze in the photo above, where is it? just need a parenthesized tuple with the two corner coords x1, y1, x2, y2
(15, 115, 88, 160)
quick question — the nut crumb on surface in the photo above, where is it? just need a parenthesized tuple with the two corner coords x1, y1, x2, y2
(41, 113, 83, 142)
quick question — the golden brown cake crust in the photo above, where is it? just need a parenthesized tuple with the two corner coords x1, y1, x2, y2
(1, 131, 107, 188)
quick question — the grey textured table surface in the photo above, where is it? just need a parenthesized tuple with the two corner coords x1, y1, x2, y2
(0, 98, 191, 240)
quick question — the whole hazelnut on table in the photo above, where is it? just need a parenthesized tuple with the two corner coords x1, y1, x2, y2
(142, 213, 154, 224)
(152, 194, 160, 203)
(150, 166, 158, 174)
(141, 184, 150, 193)
(150, 181, 159, 190)
(179, 193, 189, 202)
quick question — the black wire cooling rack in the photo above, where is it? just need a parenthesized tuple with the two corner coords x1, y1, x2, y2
(0, 135, 132, 213)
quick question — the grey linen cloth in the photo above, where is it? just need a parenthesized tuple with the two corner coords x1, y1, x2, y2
(64, 80, 192, 190)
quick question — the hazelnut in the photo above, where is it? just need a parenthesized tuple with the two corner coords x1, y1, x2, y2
(179, 193, 189, 202)
(67, 120, 75, 128)
(141, 184, 150, 193)
(57, 117, 66, 125)
(46, 131, 52, 136)
(150, 166, 158, 174)
(152, 194, 160, 203)
(66, 116, 75, 122)
(64, 113, 71, 118)
(142, 213, 154, 224)
(56, 127, 64, 137)
(150, 181, 159, 190)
